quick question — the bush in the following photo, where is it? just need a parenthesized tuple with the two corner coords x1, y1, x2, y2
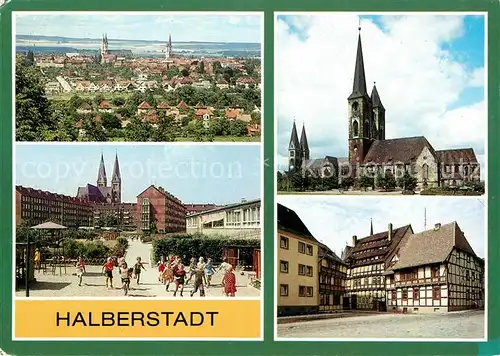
(420, 187, 482, 196)
(152, 235, 260, 265)
(61, 238, 111, 259)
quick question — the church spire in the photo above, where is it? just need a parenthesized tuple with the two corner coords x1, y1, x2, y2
(299, 123, 310, 157)
(97, 153, 107, 187)
(370, 218, 374, 235)
(348, 24, 368, 100)
(111, 153, 121, 183)
(288, 120, 300, 150)
(371, 82, 384, 110)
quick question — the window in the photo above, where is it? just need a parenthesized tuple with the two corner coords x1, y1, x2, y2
(280, 236, 289, 249)
(422, 163, 429, 179)
(280, 284, 288, 296)
(392, 290, 397, 300)
(299, 285, 306, 297)
(280, 260, 289, 273)
(306, 287, 314, 297)
(402, 288, 408, 300)
(352, 120, 359, 137)
(298, 264, 306, 276)
(432, 266, 440, 278)
(298, 242, 305, 253)
(306, 266, 313, 277)
(433, 286, 441, 300)
(306, 245, 313, 255)
(413, 288, 419, 300)
(352, 102, 359, 112)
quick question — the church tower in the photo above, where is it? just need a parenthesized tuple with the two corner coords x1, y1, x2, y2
(111, 153, 122, 203)
(166, 34, 173, 59)
(348, 26, 374, 167)
(100, 34, 109, 63)
(97, 153, 107, 188)
(300, 123, 310, 162)
(371, 83, 386, 140)
(288, 120, 302, 172)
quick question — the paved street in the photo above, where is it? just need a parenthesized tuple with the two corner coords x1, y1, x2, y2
(279, 190, 404, 196)
(17, 239, 260, 298)
(277, 310, 484, 339)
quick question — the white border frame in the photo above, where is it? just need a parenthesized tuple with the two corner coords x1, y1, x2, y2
(273, 11, 488, 343)
(12, 10, 265, 342)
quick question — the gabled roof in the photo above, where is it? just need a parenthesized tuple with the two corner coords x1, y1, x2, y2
(138, 101, 152, 109)
(391, 221, 478, 270)
(319, 242, 346, 265)
(363, 136, 436, 165)
(436, 148, 478, 164)
(277, 203, 317, 242)
(177, 100, 188, 110)
(157, 101, 170, 109)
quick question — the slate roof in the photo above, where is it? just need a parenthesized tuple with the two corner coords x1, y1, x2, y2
(319, 242, 346, 265)
(345, 224, 413, 267)
(303, 156, 338, 171)
(363, 136, 436, 164)
(289, 121, 300, 150)
(76, 184, 106, 203)
(391, 221, 477, 270)
(300, 124, 310, 153)
(277, 203, 317, 242)
(370, 84, 384, 110)
(436, 148, 478, 164)
(348, 33, 369, 100)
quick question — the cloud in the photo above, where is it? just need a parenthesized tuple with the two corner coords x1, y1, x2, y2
(276, 14, 486, 176)
(277, 196, 486, 259)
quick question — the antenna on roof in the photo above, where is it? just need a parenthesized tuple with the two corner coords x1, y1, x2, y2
(424, 207, 427, 230)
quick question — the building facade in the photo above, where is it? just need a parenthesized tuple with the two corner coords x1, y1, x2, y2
(185, 203, 220, 216)
(385, 222, 485, 313)
(186, 199, 260, 239)
(16, 186, 92, 228)
(92, 202, 137, 229)
(286, 29, 480, 189)
(318, 243, 347, 312)
(136, 185, 186, 233)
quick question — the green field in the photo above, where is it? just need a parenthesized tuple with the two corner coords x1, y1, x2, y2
(106, 136, 260, 142)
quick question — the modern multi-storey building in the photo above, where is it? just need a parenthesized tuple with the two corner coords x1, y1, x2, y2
(15, 186, 93, 228)
(385, 222, 485, 313)
(136, 185, 186, 233)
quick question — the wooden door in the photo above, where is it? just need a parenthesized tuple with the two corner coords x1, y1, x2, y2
(222, 247, 238, 267)
(253, 249, 261, 279)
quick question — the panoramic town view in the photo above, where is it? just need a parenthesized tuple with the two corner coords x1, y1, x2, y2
(15, 145, 261, 298)
(276, 14, 485, 196)
(276, 197, 485, 339)
(15, 13, 262, 142)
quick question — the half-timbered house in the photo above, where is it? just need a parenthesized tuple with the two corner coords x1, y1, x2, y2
(385, 222, 484, 313)
(343, 223, 414, 310)
(318, 243, 347, 312)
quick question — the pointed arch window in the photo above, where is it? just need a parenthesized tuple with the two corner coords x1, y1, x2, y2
(422, 163, 429, 179)
(353, 120, 359, 137)
(352, 102, 359, 112)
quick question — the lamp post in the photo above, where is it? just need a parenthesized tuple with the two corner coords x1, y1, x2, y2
(25, 233, 30, 297)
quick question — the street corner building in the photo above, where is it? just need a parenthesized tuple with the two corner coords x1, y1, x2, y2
(277, 203, 347, 316)
(276, 204, 484, 317)
(284, 27, 480, 189)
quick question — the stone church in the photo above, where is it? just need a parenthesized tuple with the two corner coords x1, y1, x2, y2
(77, 153, 122, 204)
(287, 28, 481, 189)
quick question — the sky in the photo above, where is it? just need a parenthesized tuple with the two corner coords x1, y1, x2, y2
(277, 196, 486, 259)
(276, 14, 486, 177)
(15, 13, 262, 43)
(15, 144, 261, 205)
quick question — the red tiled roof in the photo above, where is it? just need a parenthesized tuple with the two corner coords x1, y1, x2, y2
(99, 100, 112, 109)
(138, 101, 152, 109)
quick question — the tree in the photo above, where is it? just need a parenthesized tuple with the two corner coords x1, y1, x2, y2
(93, 94, 106, 106)
(397, 171, 418, 191)
(181, 68, 190, 77)
(101, 113, 122, 130)
(212, 61, 222, 75)
(340, 177, 355, 189)
(359, 176, 375, 191)
(152, 116, 179, 142)
(80, 118, 107, 141)
(124, 118, 153, 142)
(41, 110, 78, 141)
(111, 97, 126, 106)
(68, 95, 85, 111)
(25, 51, 35, 66)
(376, 171, 396, 190)
(97, 214, 118, 228)
(229, 120, 248, 137)
(15, 55, 54, 141)
(197, 61, 205, 74)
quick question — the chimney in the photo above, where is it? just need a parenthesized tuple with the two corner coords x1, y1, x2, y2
(434, 223, 441, 230)
(388, 223, 393, 242)
(241, 198, 247, 203)
(158, 186, 164, 193)
(352, 235, 357, 246)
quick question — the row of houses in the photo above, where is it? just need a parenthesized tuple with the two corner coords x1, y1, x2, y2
(277, 203, 485, 316)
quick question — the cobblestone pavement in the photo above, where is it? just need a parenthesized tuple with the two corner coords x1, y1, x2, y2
(17, 239, 260, 298)
(277, 310, 485, 339)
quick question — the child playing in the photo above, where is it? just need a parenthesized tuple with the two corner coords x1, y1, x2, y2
(120, 262, 131, 295)
(173, 263, 186, 297)
(133, 257, 146, 284)
(102, 257, 114, 289)
(76, 256, 86, 287)
(186, 257, 197, 285)
(158, 258, 166, 283)
(204, 258, 215, 288)
(222, 265, 237, 297)
(163, 260, 174, 291)
(190, 266, 206, 297)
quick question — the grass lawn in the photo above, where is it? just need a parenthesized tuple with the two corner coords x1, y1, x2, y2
(106, 136, 260, 142)
(48, 92, 135, 101)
